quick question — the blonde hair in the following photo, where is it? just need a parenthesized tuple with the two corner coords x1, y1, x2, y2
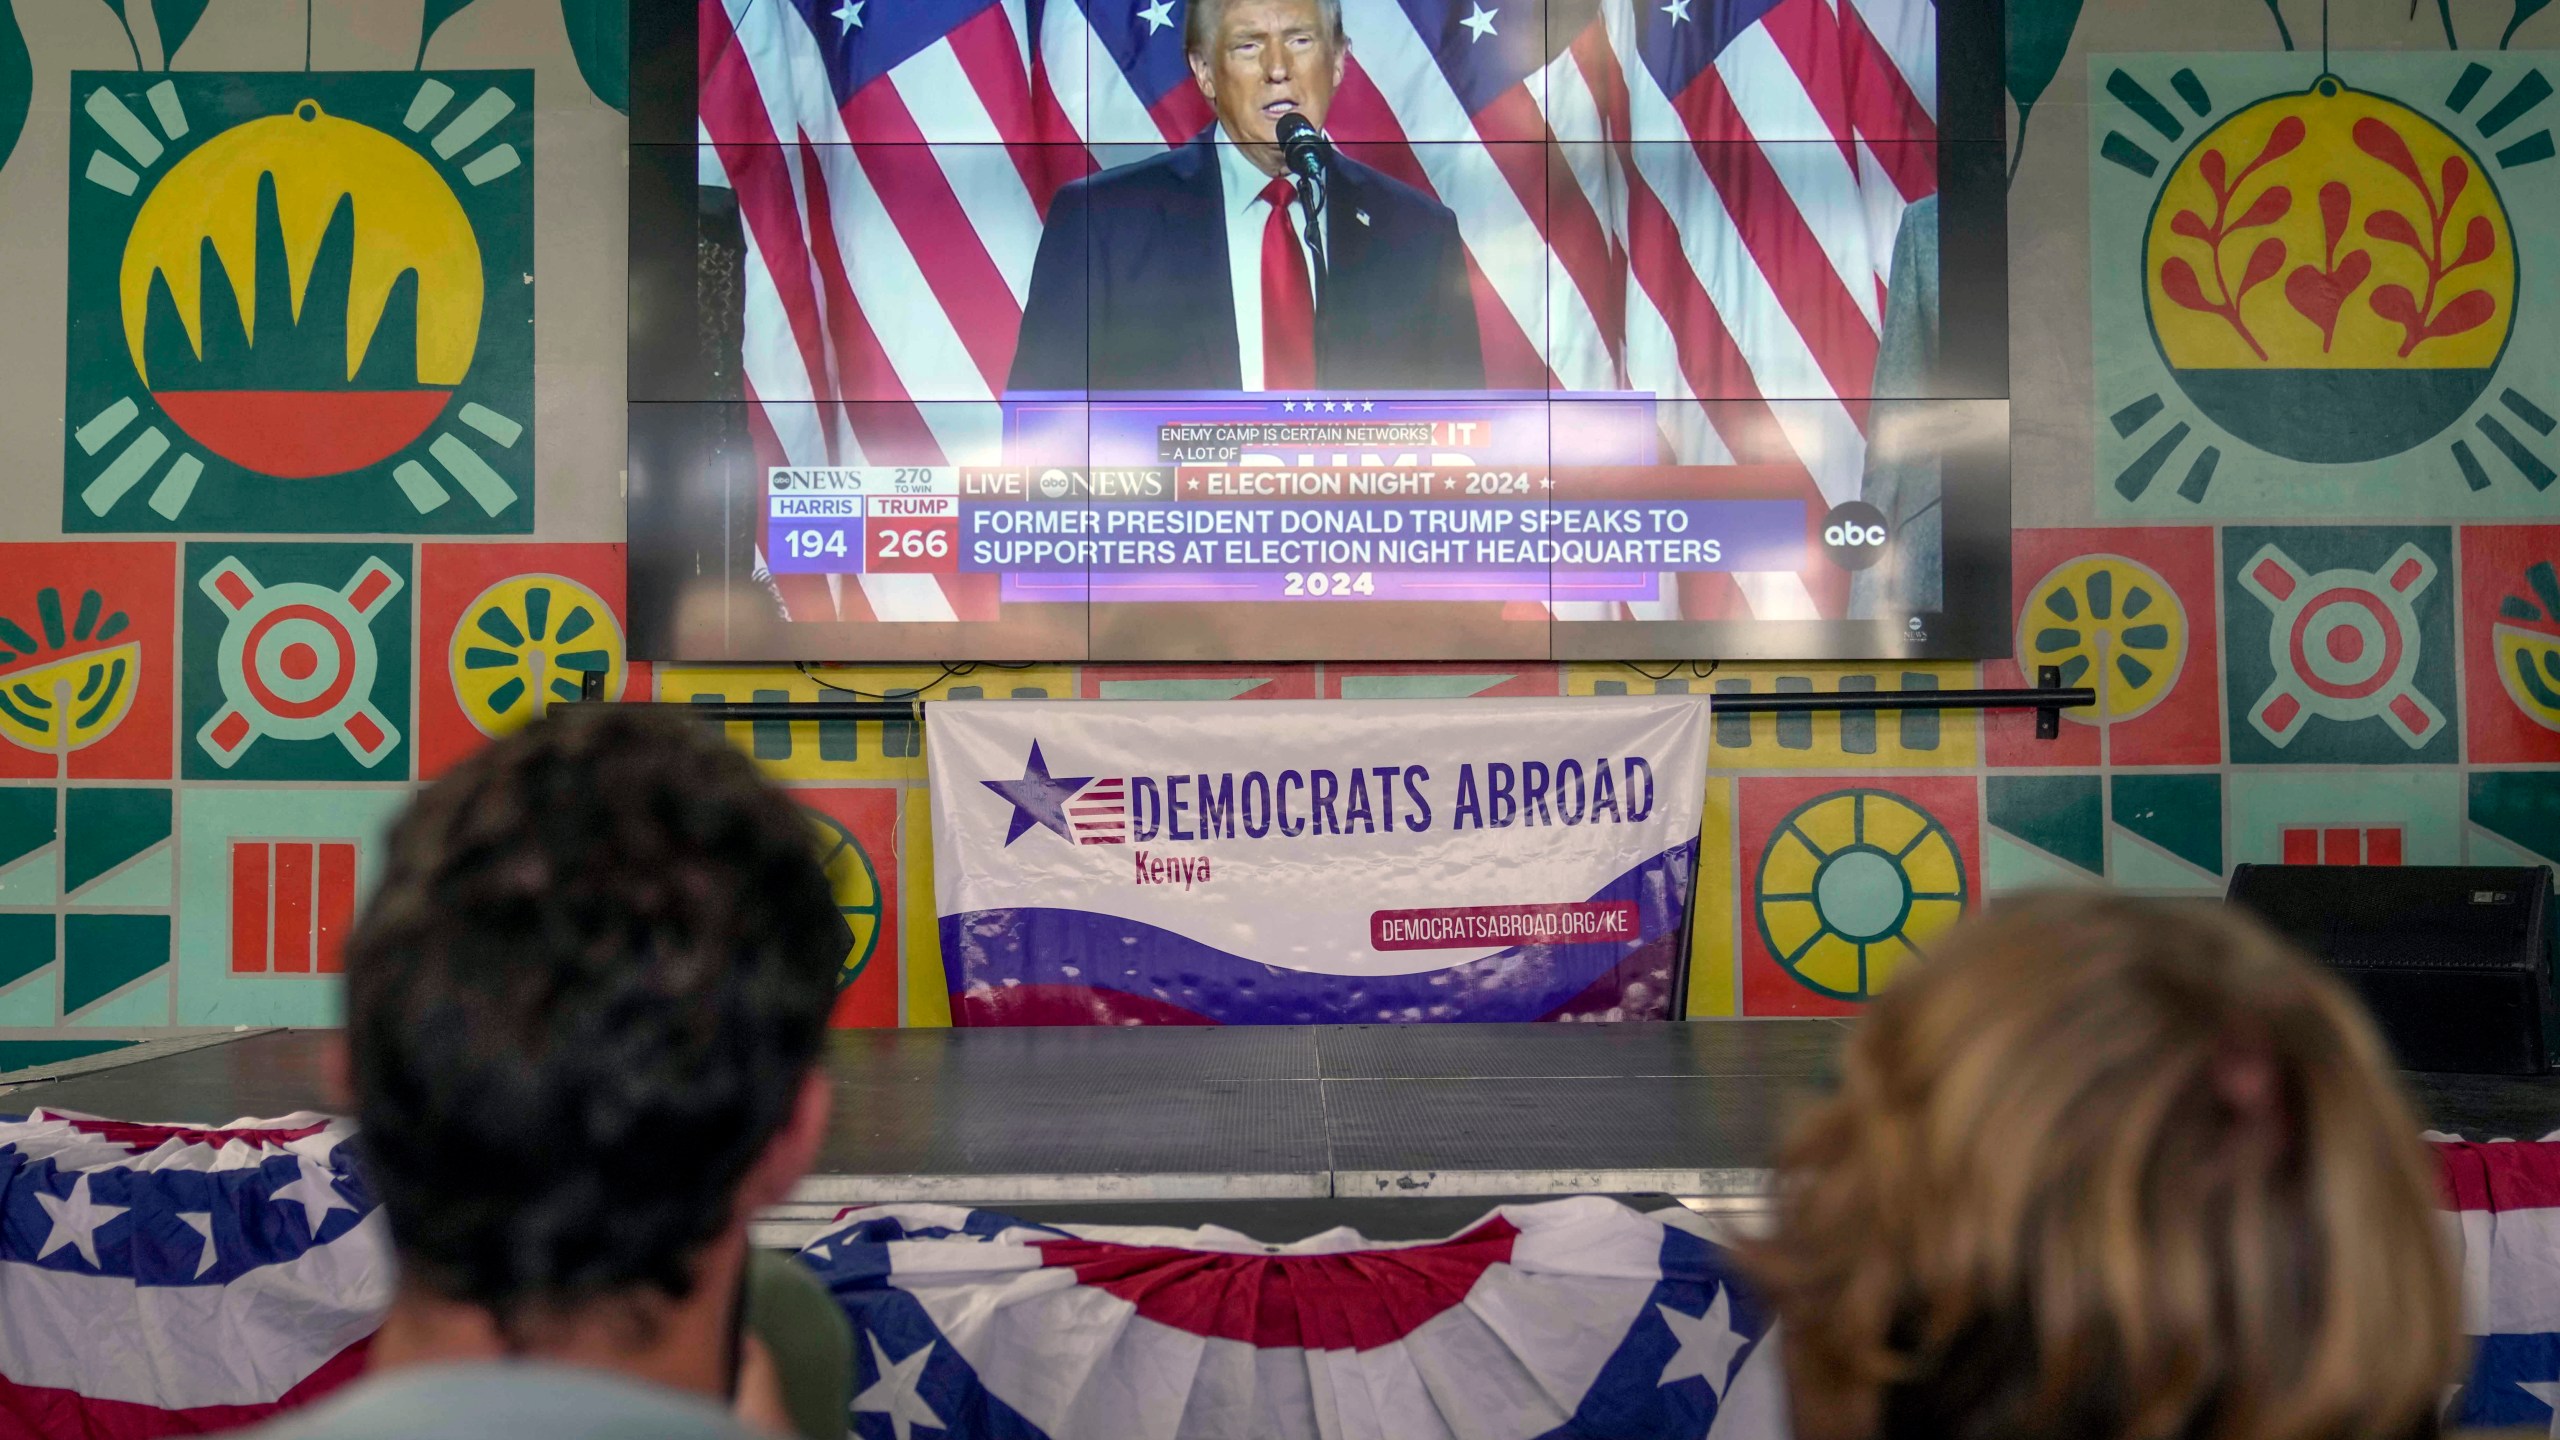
(1749, 892, 2459, 1440)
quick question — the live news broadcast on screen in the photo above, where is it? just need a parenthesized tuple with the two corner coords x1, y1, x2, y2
(628, 0, 2009, 662)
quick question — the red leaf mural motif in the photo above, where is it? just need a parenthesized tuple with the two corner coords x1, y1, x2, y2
(2240, 236, 2287, 292)
(2234, 185, 2293, 230)
(2370, 284, 2422, 328)
(2257, 116, 2307, 167)
(2365, 208, 2425, 252)
(2354, 117, 2426, 190)
(2451, 214, 2496, 271)
(2284, 250, 2372, 350)
(2352, 125, 2505, 356)
(2156, 121, 2306, 360)
(2285, 174, 2372, 352)
(2424, 288, 2496, 343)
(2319, 180, 2351, 251)
(2161, 257, 2216, 315)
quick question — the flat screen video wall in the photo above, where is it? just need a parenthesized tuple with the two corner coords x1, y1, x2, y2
(628, 0, 2009, 661)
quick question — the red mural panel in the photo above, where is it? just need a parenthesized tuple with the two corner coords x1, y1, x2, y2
(0, 543, 176, 780)
(229, 839, 358, 975)
(796, 787, 903, 1028)
(1987, 528, 2220, 768)
(1737, 776, 1980, 1018)
(415, 544, 649, 779)
(2459, 526, 2560, 764)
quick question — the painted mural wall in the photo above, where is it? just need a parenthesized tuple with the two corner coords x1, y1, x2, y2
(2, 0, 2559, 1067)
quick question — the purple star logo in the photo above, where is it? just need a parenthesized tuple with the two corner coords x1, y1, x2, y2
(981, 741, 1092, 845)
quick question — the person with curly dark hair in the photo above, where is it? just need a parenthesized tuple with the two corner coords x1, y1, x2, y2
(243, 706, 848, 1440)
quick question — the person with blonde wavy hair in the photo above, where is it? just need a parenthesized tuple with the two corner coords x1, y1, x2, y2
(1749, 892, 2461, 1440)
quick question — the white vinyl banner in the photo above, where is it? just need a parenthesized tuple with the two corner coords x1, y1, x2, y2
(928, 698, 1708, 1025)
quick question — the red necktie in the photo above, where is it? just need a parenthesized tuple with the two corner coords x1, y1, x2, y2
(1258, 175, 1316, 389)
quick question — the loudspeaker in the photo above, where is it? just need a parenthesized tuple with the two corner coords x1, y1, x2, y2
(2226, 865, 2557, 1075)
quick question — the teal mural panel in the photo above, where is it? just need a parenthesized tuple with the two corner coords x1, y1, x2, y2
(63, 787, 171, 893)
(174, 786, 404, 1026)
(2469, 770, 2560, 864)
(181, 542, 413, 781)
(2093, 53, 2560, 517)
(0, 0, 26, 179)
(2110, 772, 2225, 877)
(62, 912, 167, 1014)
(1986, 774, 2106, 874)
(0, 1040, 133, 1075)
(0, 787, 52, 872)
(63, 70, 534, 534)
(2221, 525, 2457, 763)
(0, 912, 51, 993)
(2228, 770, 2464, 867)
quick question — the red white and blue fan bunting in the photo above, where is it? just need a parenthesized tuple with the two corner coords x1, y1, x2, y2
(797, 1197, 1787, 1440)
(0, 1109, 384, 1439)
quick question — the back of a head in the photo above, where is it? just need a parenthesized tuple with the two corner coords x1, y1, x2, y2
(1751, 892, 2458, 1440)
(343, 706, 843, 1332)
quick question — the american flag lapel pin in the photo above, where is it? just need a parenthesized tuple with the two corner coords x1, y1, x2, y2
(1355, 209, 1371, 226)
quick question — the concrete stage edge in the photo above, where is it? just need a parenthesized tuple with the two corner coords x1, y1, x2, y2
(5, 1021, 2557, 1243)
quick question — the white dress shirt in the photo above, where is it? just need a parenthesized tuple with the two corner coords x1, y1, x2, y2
(1216, 132, 1327, 391)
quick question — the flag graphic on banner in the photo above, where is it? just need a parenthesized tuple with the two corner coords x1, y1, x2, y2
(699, 0, 1938, 624)
(1067, 777, 1129, 845)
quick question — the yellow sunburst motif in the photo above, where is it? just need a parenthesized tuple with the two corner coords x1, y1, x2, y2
(449, 576, 625, 737)
(1756, 791, 1966, 1001)
(811, 813, 884, 989)
(0, 587, 139, 759)
(2139, 75, 2519, 465)
(2148, 79, 2515, 371)
(2017, 557, 2187, 724)
(120, 100, 482, 387)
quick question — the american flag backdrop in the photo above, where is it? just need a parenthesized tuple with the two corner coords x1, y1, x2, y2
(698, 0, 1938, 624)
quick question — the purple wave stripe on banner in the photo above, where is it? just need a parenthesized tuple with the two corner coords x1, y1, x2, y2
(942, 842, 1696, 1026)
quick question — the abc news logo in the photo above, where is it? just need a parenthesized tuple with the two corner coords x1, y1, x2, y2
(1819, 502, 1891, 572)
(768, 467, 864, 494)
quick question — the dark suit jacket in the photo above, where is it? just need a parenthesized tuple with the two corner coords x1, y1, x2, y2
(1009, 129, 1486, 392)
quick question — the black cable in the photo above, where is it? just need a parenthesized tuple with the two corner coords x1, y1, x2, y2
(792, 660, 1041, 702)
(1621, 659, 1720, 683)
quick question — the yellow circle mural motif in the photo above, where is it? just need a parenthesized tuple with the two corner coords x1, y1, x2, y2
(1756, 791, 1966, 1002)
(810, 813, 885, 990)
(2018, 556, 2187, 724)
(0, 589, 138, 758)
(121, 100, 483, 387)
(2144, 76, 2515, 462)
(450, 576, 625, 737)
(116, 99, 484, 480)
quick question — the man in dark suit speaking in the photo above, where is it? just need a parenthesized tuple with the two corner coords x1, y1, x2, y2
(1008, 0, 1485, 393)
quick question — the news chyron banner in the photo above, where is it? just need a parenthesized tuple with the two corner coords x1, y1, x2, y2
(928, 698, 1708, 1026)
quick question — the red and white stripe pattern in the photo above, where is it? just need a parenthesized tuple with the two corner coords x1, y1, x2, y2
(1066, 776, 1129, 845)
(699, 0, 1935, 623)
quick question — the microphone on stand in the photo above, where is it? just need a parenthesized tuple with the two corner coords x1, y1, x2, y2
(1275, 113, 1330, 308)
(1276, 111, 1327, 185)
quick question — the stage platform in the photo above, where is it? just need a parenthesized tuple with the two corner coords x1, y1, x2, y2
(4, 1021, 2556, 1242)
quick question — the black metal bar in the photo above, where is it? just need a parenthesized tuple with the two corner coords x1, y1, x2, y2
(595, 687, 2097, 724)
(1704, 687, 2093, 715)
